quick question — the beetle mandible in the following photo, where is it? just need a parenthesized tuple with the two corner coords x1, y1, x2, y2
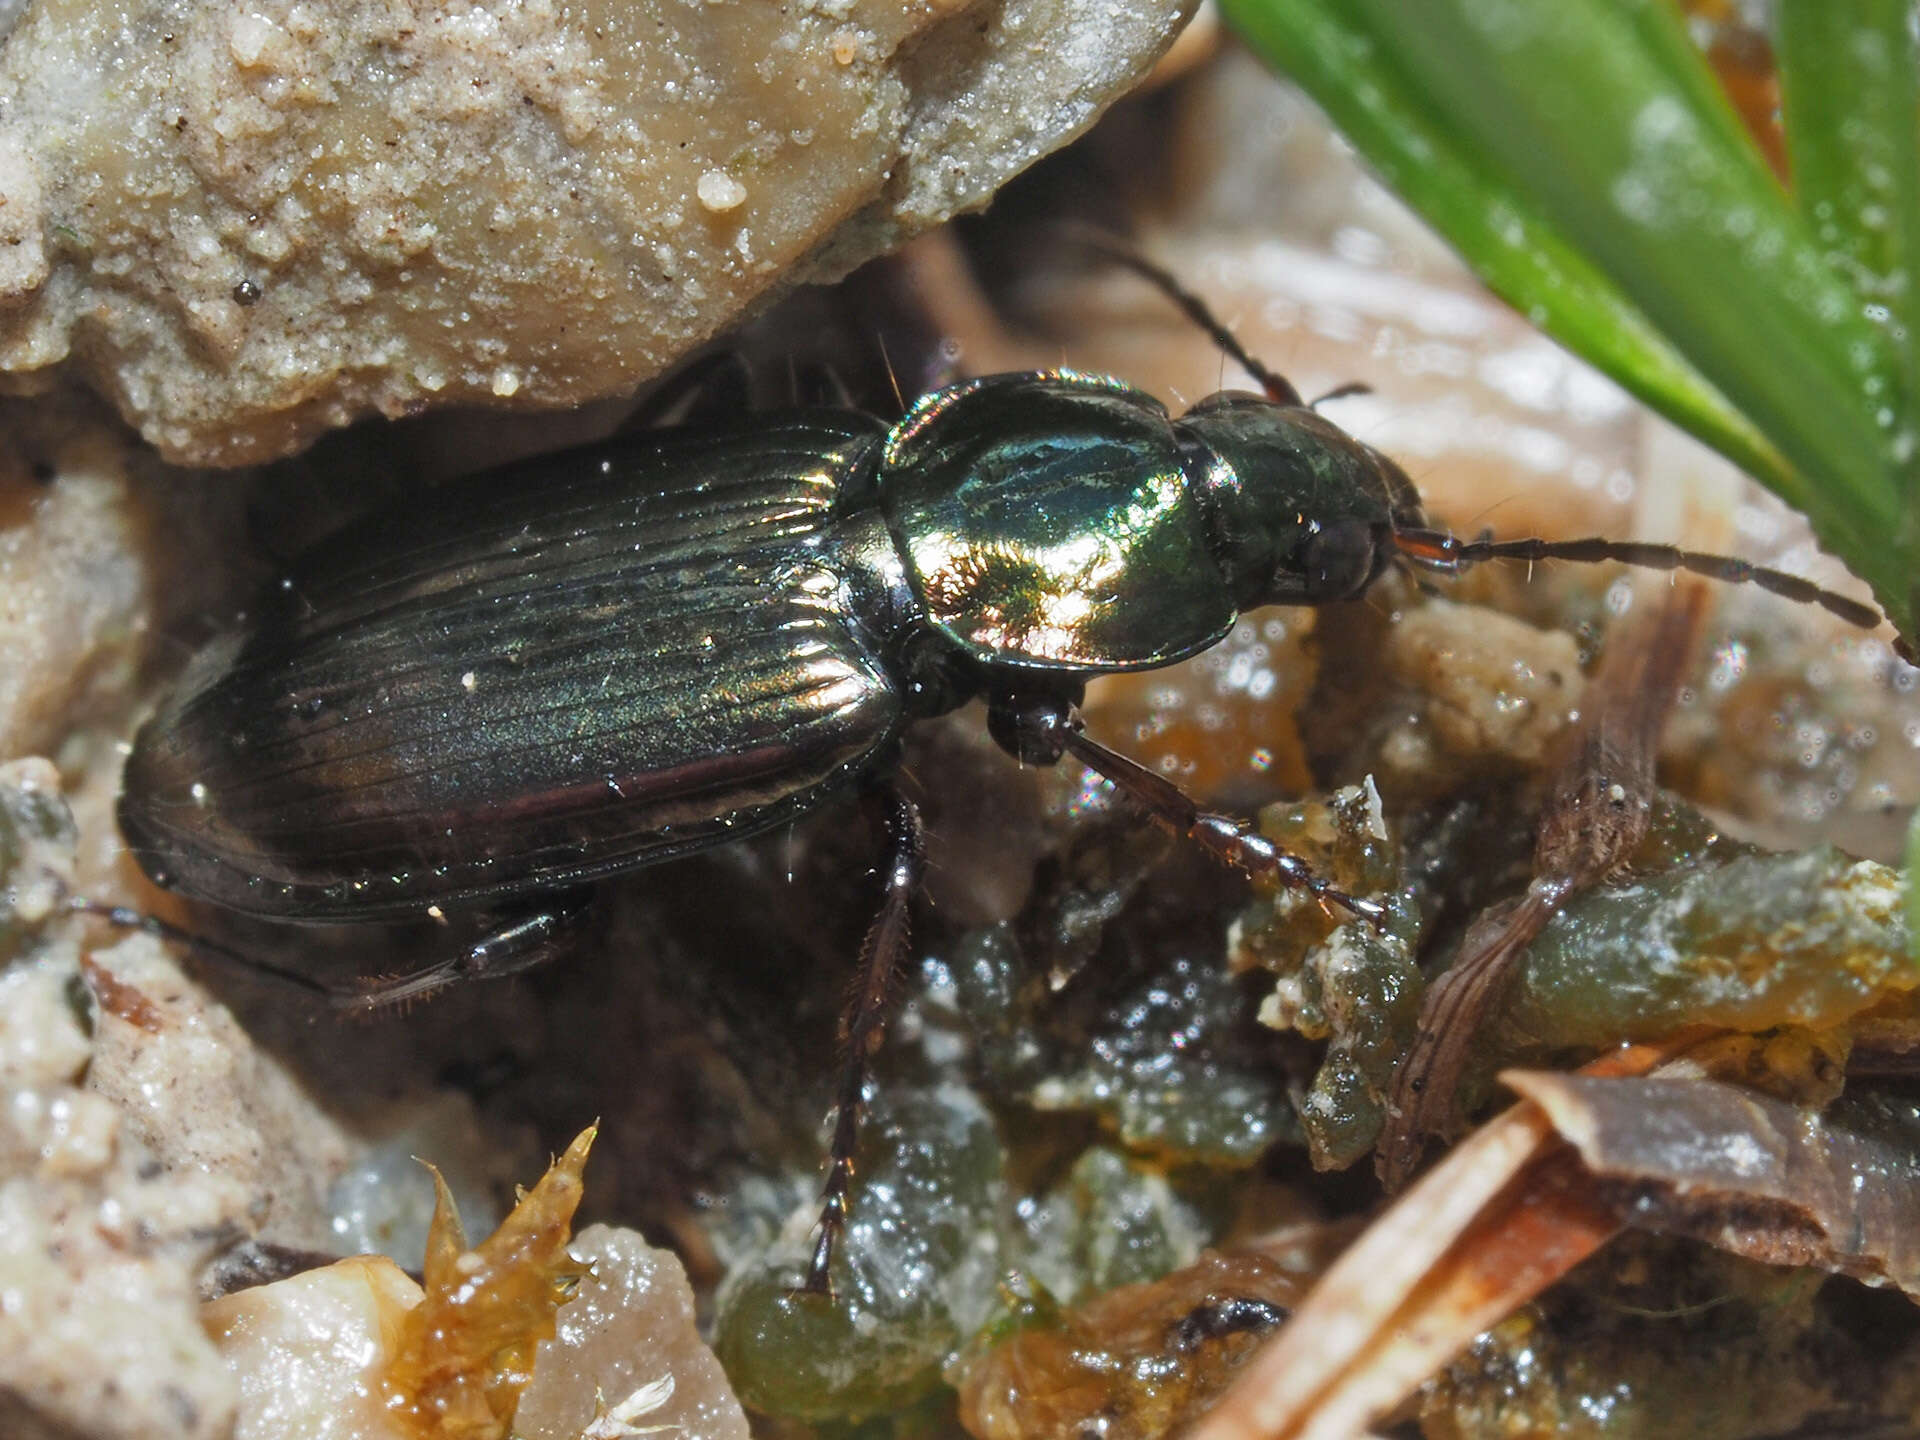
(112, 254, 1882, 1296)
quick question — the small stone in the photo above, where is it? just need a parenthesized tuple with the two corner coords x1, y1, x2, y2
(514, 1226, 749, 1440)
(696, 170, 747, 213)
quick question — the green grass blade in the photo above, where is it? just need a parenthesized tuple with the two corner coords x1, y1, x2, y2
(1222, 0, 1791, 499)
(1908, 806, 1920, 962)
(1776, 1, 1920, 483)
(1224, 0, 1914, 634)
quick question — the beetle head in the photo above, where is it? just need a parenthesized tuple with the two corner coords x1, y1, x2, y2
(1174, 391, 1426, 611)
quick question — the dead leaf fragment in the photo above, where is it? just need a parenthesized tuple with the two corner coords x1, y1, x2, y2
(1192, 1043, 1680, 1440)
(958, 1250, 1305, 1440)
(1505, 1070, 1920, 1298)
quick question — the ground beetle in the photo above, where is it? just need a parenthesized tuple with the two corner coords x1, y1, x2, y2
(110, 254, 1883, 1296)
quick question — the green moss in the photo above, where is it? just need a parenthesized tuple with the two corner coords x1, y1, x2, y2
(712, 1083, 1006, 1423)
(1505, 846, 1911, 1049)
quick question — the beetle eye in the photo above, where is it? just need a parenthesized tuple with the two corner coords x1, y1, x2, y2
(1298, 519, 1379, 599)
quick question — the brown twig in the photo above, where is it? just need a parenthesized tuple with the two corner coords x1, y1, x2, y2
(1376, 581, 1711, 1189)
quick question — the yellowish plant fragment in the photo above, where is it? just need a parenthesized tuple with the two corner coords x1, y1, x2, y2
(381, 1125, 597, 1440)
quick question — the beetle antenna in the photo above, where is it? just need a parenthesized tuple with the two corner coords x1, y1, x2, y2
(1393, 527, 1884, 631)
(1069, 230, 1305, 407)
(876, 333, 907, 418)
(1310, 381, 1372, 407)
(619, 350, 754, 431)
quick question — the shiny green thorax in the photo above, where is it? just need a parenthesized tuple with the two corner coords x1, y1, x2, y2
(878, 372, 1227, 670)
(874, 371, 1426, 673)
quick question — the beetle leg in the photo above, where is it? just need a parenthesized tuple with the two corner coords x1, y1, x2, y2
(336, 897, 593, 1012)
(799, 783, 925, 1299)
(617, 350, 754, 431)
(988, 691, 1386, 928)
(1058, 726, 1390, 931)
(70, 891, 594, 1010)
(65, 895, 345, 1001)
(789, 356, 860, 410)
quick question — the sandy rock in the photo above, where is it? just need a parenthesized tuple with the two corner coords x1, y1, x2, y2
(0, 938, 248, 1440)
(0, 390, 248, 765)
(0, 395, 162, 755)
(0, 0, 1192, 465)
(83, 934, 355, 1251)
(0, 1149, 240, 1440)
(0, 801, 360, 1440)
(0, 942, 90, 1094)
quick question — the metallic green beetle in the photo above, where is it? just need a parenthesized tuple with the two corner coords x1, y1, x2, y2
(117, 356, 1878, 1295)
(119, 368, 1425, 929)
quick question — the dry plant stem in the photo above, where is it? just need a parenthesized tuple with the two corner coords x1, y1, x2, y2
(1288, 1149, 1619, 1440)
(1193, 1041, 1681, 1440)
(1376, 583, 1710, 1188)
(1189, 1106, 1561, 1440)
(1530, 583, 1709, 881)
(1374, 892, 1558, 1191)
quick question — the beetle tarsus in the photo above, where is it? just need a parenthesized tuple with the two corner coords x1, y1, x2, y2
(802, 784, 925, 1298)
(67, 890, 594, 1010)
(1057, 728, 1388, 931)
(333, 899, 592, 1013)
